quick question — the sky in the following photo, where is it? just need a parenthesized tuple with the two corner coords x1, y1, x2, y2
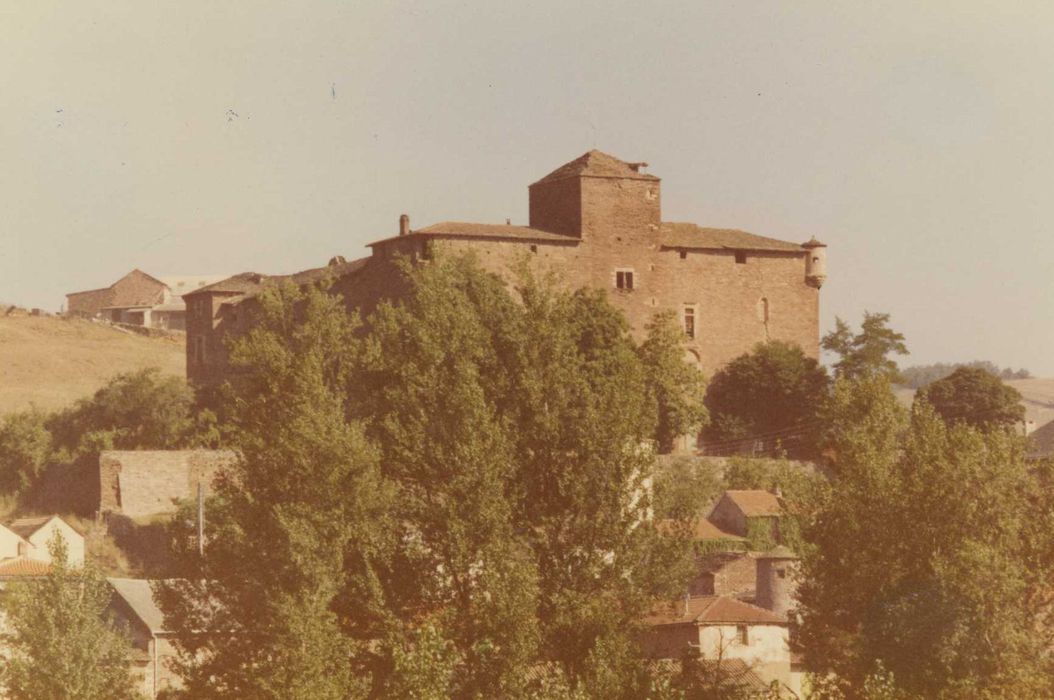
(2, 1, 1053, 375)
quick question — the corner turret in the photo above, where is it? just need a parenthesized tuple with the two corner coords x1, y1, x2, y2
(802, 237, 827, 289)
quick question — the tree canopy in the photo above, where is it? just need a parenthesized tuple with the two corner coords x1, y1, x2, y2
(821, 312, 908, 381)
(704, 340, 829, 457)
(916, 366, 1025, 431)
(797, 376, 1054, 698)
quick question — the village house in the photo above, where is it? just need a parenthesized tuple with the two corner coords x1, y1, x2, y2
(184, 150, 827, 389)
(0, 515, 84, 569)
(108, 578, 180, 699)
(66, 269, 227, 330)
(708, 489, 783, 541)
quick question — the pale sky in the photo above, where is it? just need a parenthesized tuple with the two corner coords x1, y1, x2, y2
(3, 2, 1053, 374)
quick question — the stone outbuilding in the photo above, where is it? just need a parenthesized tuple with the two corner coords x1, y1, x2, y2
(99, 450, 237, 519)
(66, 269, 227, 330)
(108, 578, 180, 698)
(707, 490, 783, 540)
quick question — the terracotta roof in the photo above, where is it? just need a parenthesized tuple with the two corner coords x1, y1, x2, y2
(109, 578, 166, 634)
(721, 490, 782, 517)
(695, 551, 755, 575)
(646, 595, 786, 626)
(368, 222, 578, 247)
(655, 518, 746, 542)
(660, 223, 805, 253)
(531, 149, 659, 185)
(0, 557, 51, 578)
(184, 258, 369, 299)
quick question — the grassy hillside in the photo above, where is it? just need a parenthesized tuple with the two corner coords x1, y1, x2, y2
(895, 377, 1054, 428)
(0, 316, 185, 415)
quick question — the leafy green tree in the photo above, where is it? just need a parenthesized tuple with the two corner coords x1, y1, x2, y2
(638, 311, 709, 453)
(0, 409, 51, 494)
(797, 376, 1054, 698)
(48, 367, 215, 456)
(652, 456, 722, 520)
(704, 341, 829, 456)
(1, 533, 142, 700)
(916, 366, 1025, 431)
(156, 283, 390, 700)
(821, 312, 908, 381)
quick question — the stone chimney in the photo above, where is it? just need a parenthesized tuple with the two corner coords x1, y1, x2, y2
(399, 214, 410, 236)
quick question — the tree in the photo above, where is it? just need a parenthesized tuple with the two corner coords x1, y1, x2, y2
(47, 367, 218, 456)
(0, 533, 142, 700)
(651, 456, 722, 520)
(797, 376, 1054, 698)
(0, 409, 51, 495)
(638, 311, 709, 453)
(156, 282, 390, 700)
(704, 341, 829, 456)
(821, 312, 908, 381)
(916, 366, 1025, 431)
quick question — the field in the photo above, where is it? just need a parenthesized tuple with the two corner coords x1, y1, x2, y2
(0, 315, 185, 415)
(896, 377, 1054, 429)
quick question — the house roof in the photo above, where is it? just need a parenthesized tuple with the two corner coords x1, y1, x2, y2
(8, 515, 60, 539)
(695, 551, 755, 576)
(369, 221, 578, 248)
(660, 223, 806, 253)
(184, 258, 369, 300)
(720, 490, 782, 517)
(0, 557, 52, 578)
(109, 578, 166, 634)
(655, 518, 746, 542)
(531, 149, 660, 185)
(1029, 418, 1054, 459)
(646, 595, 786, 626)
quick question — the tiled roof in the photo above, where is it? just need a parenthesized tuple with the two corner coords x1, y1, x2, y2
(368, 222, 577, 247)
(532, 149, 659, 185)
(8, 515, 55, 539)
(695, 551, 755, 576)
(646, 595, 786, 626)
(109, 578, 166, 634)
(0, 557, 51, 578)
(184, 258, 369, 299)
(660, 223, 805, 253)
(722, 490, 782, 517)
(1030, 419, 1054, 459)
(655, 518, 746, 542)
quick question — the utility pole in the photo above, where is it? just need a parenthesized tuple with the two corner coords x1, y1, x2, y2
(197, 482, 205, 558)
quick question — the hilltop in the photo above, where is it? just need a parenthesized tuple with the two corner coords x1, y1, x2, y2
(0, 315, 185, 415)
(895, 377, 1054, 428)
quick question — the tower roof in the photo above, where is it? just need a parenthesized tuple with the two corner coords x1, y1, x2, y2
(531, 149, 659, 185)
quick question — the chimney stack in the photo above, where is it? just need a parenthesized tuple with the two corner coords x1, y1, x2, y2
(399, 214, 410, 236)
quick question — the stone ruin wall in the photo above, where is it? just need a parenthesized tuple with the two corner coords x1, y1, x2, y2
(99, 450, 237, 518)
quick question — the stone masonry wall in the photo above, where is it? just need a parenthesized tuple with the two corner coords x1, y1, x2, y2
(99, 450, 237, 518)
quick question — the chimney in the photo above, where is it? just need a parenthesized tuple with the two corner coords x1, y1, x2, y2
(399, 214, 410, 236)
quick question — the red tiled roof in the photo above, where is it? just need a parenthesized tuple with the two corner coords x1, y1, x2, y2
(531, 149, 660, 185)
(723, 490, 782, 517)
(0, 557, 51, 578)
(646, 595, 785, 626)
(661, 223, 805, 253)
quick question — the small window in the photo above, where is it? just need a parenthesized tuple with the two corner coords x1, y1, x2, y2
(420, 241, 433, 261)
(679, 250, 687, 260)
(615, 270, 635, 291)
(734, 251, 747, 264)
(737, 625, 750, 645)
(684, 307, 696, 339)
(777, 568, 787, 579)
(530, 244, 538, 254)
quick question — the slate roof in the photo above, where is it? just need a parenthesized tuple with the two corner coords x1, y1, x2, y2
(661, 223, 805, 253)
(368, 222, 577, 248)
(722, 490, 782, 517)
(109, 578, 167, 634)
(646, 595, 786, 626)
(0, 557, 51, 578)
(531, 149, 659, 185)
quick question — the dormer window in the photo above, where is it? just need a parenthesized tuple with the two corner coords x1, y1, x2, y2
(615, 269, 635, 291)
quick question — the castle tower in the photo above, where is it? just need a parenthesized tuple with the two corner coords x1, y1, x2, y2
(528, 150, 661, 241)
(755, 545, 799, 618)
(803, 237, 827, 288)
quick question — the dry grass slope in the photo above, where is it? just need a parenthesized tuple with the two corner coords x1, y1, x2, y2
(0, 316, 185, 415)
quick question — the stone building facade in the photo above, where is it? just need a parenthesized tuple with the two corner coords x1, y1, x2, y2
(184, 150, 827, 387)
(99, 450, 237, 518)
